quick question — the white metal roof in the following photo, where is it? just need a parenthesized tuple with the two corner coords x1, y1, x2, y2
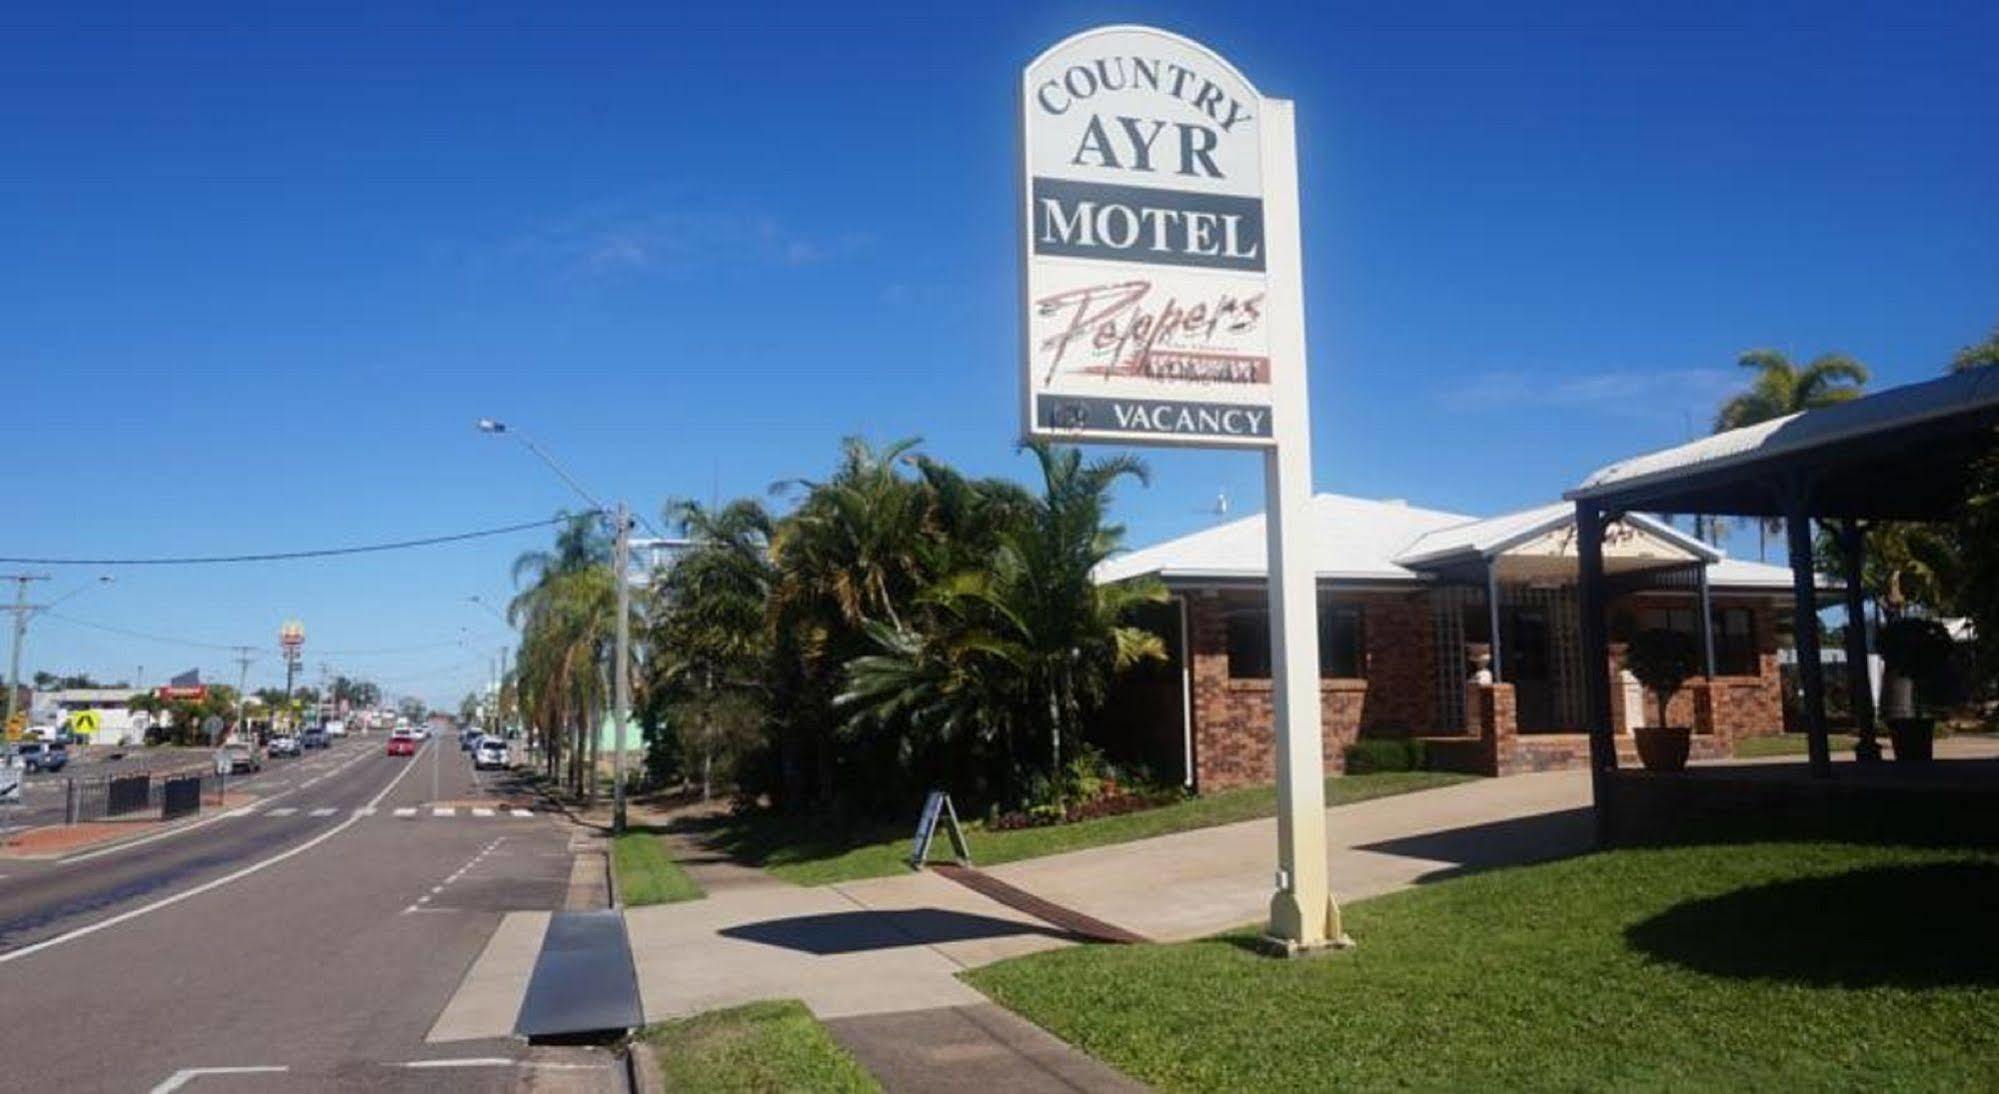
(1572, 367, 1999, 501)
(1097, 493, 1801, 589)
(1095, 494, 1472, 585)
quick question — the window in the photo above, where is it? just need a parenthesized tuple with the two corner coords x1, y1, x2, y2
(1714, 607, 1757, 676)
(1320, 601, 1365, 679)
(1223, 600, 1366, 680)
(1225, 609, 1271, 679)
(1638, 605, 1759, 676)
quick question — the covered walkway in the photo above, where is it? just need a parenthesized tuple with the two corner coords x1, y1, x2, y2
(1566, 367, 1999, 831)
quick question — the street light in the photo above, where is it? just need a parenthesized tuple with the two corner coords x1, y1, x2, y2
(476, 419, 635, 835)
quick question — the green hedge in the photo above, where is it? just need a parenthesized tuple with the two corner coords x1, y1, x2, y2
(1343, 738, 1427, 774)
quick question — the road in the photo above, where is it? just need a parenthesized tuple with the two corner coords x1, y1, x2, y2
(0, 734, 614, 1093)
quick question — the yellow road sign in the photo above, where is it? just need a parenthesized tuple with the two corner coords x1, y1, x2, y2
(4, 712, 23, 741)
(71, 709, 101, 737)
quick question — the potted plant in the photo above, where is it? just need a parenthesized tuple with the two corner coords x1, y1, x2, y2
(1625, 628, 1702, 772)
(1876, 617, 1954, 763)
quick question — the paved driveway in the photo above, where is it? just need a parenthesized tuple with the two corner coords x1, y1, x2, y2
(985, 768, 1595, 942)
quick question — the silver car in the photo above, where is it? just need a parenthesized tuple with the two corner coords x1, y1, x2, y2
(473, 738, 510, 771)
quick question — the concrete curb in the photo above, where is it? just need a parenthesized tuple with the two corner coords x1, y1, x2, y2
(623, 1035, 661, 1093)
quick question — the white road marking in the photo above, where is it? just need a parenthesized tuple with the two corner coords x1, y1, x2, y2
(1, 739, 431, 966)
(267, 808, 298, 817)
(307, 807, 337, 817)
(394, 807, 417, 817)
(401, 1057, 513, 1068)
(431, 807, 454, 817)
(354, 807, 377, 816)
(471, 807, 493, 818)
(221, 807, 256, 818)
(149, 1065, 289, 1093)
(510, 809, 534, 818)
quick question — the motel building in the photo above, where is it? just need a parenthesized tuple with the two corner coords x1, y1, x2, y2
(1096, 493, 1816, 790)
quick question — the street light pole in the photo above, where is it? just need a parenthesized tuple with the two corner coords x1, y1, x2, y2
(611, 501, 633, 834)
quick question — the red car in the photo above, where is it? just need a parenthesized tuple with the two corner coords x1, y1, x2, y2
(386, 732, 418, 757)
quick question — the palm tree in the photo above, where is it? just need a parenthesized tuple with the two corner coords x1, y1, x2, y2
(1714, 348, 1870, 558)
(649, 497, 777, 799)
(839, 441, 1167, 807)
(508, 511, 618, 799)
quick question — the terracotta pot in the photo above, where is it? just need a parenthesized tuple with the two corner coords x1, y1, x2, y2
(1634, 726, 1692, 773)
(1888, 717, 1935, 763)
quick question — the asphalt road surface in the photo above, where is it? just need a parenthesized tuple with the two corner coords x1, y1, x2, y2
(0, 735, 614, 1093)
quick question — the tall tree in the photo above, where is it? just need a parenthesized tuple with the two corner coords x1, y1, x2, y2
(1950, 324, 1999, 373)
(1714, 348, 1870, 558)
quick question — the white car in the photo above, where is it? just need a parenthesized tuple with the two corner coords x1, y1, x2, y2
(323, 719, 347, 738)
(214, 743, 263, 775)
(473, 738, 510, 771)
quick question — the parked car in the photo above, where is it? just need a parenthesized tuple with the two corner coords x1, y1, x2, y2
(214, 742, 262, 775)
(473, 737, 509, 771)
(267, 734, 301, 758)
(386, 729, 418, 757)
(459, 728, 484, 751)
(300, 726, 329, 749)
(13, 741, 68, 773)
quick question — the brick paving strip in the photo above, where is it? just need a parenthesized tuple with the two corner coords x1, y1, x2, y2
(932, 863, 1149, 945)
(0, 791, 260, 859)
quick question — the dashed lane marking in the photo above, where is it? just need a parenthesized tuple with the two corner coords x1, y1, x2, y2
(267, 808, 298, 817)
(394, 807, 417, 817)
(308, 807, 337, 817)
(431, 807, 454, 818)
(471, 807, 493, 818)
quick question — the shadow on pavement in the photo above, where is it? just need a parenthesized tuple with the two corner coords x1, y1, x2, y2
(1625, 860, 1999, 989)
(721, 908, 1075, 955)
(1351, 807, 1594, 883)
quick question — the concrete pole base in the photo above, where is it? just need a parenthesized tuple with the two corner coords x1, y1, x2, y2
(1253, 930, 1356, 959)
(1262, 891, 1352, 957)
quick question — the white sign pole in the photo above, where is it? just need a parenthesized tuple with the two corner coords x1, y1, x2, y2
(1258, 98, 1343, 951)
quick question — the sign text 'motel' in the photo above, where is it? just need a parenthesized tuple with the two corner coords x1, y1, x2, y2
(1020, 28, 1274, 446)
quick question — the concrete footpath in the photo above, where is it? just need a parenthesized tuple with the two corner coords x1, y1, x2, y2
(426, 770, 1602, 1090)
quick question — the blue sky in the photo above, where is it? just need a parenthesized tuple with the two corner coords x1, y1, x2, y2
(6, 1, 1995, 705)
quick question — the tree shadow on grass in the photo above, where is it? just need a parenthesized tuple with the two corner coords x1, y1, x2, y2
(664, 808, 906, 870)
(1625, 861, 1999, 989)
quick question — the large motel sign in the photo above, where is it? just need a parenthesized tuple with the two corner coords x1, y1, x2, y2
(1021, 26, 1346, 951)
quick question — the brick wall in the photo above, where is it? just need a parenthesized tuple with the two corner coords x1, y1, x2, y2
(1613, 596, 1783, 739)
(1186, 590, 1437, 791)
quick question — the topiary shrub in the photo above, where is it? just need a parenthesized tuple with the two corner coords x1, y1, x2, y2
(1626, 628, 1701, 728)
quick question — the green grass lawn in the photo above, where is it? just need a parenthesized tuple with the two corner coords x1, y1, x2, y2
(613, 831, 705, 906)
(1732, 732, 1860, 758)
(640, 1000, 878, 1092)
(679, 771, 1476, 886)
(966, 841, 1999, 1091)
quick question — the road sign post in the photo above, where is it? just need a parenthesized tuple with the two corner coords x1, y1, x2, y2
(1021, 27, 1347, 951)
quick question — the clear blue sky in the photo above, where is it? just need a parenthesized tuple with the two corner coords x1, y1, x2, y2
(6, 1, 1995, 705)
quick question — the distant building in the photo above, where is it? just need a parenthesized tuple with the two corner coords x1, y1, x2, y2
(32, 687, 152, 745)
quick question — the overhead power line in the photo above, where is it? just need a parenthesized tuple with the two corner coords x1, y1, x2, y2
(0, 513, 591, 567)
(43, 613, 507, 658)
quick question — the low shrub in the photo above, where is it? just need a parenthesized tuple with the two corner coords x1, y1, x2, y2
(1343, 737, 1426, 774)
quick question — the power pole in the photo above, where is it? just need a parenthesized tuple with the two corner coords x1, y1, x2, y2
(232, 647, 254, 741)
(3, 574, 51, 732)
(612, 501, 632, 835)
